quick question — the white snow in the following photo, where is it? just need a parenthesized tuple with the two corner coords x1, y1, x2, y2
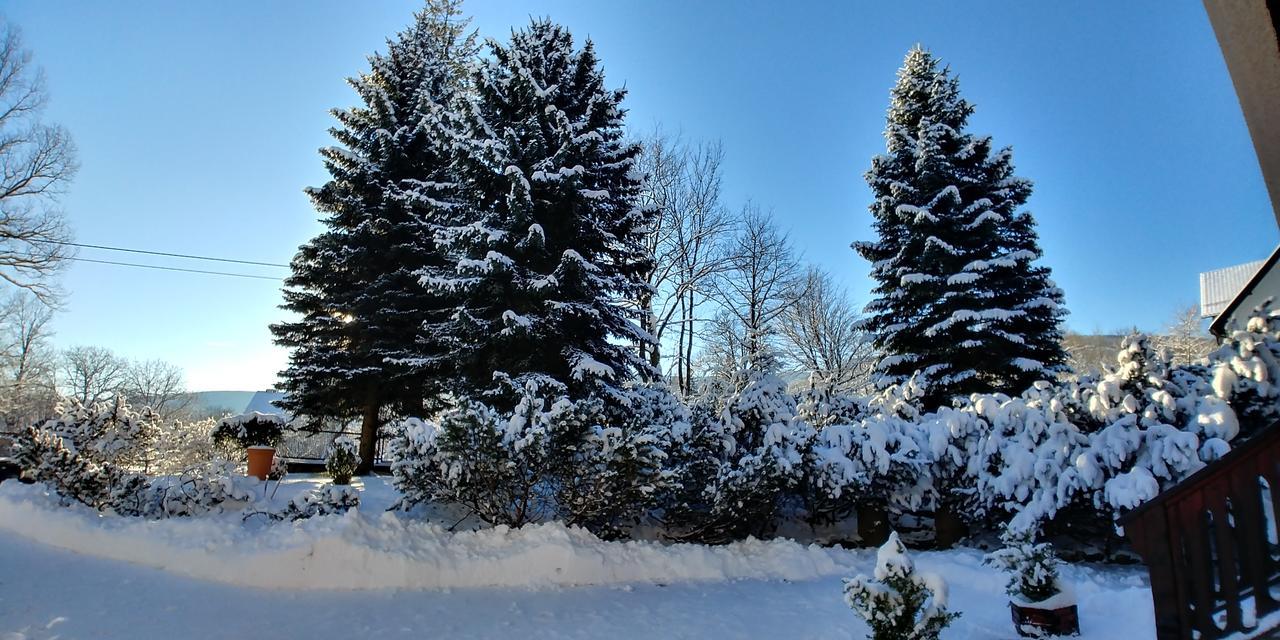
(0, 479, 848, 590)
(0, 477, 1157, 639)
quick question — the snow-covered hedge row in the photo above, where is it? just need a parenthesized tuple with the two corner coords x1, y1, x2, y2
(389, 379, 672, 540)
(390, 307, 1280, 543)
(10, 399, 358, 522)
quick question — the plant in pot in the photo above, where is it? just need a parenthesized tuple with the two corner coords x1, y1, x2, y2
(211, 412, 286, 480)
(985, 528, 1079, 637)
(325, 435, 359, 485)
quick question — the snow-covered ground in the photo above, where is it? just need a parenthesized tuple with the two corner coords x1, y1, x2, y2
(0, 476, 1156, 639)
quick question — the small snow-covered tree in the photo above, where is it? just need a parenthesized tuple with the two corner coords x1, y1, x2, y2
(427, 19, 653, 411)
(41, 396, 159, 471)
(269, 484, 361, 521)
(984, 528, 1063, 603)
(843, 531, 960, 640)
(325, 435, 359, 485)
(853, 46, 1068, 407)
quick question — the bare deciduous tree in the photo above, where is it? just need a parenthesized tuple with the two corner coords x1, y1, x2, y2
(779, 267, 877, 392)
(708, 205, 804, 377)
(0, 290, 56, 425)
(0, 19, 76, 305)
(635, 131, 733, 394)
(122, 358, 193, 420)
(59, 345, 127, 406)
(1153, 304, 1215, 366)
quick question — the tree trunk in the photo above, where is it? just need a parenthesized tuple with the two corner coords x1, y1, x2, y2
(933, 503, 968, 549)
(856, 501, 890, 547)
(683, 287, 695, 395)
(356, 399, 380, 475)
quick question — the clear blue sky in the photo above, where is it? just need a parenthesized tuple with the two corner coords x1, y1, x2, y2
(4, 1, 1275, 391)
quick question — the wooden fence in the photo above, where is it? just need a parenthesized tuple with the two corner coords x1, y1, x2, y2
(1121, 422, 1280, 639)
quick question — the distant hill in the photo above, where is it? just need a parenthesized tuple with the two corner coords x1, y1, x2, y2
(1062, 333, 1125, 375)
(189, 390, 282, 416)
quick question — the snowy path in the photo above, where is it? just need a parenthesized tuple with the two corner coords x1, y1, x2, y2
(0, 530, 1154, 640)
(0, 532, 867, 639)
(0, 479, 1157, 638)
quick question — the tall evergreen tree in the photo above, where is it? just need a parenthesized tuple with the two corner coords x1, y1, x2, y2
(426, 19, 654, 410)
(272, 1, 477, 472)
(853, 47, 1068, 407)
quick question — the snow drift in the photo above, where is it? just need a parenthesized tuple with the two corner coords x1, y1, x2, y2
(0, 482, 859, 591)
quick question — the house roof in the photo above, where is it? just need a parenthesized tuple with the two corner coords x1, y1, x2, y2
(1201, 258, 1268, 317)
(1207, 245, 1280, 336)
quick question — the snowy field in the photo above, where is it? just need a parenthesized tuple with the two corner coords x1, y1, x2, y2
(0, 476, 1156, 639)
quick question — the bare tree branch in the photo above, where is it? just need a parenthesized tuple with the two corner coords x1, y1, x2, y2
(0, 18, 77, 305)
(59, 345, 127, 406)
(778, 266, 877, 392)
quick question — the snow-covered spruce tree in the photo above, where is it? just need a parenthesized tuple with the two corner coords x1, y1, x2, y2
(853, 47, 1068, 408)
(844, 531, 960, 640)
(271, 1, 478, 473)
(425, 19, 654, 411)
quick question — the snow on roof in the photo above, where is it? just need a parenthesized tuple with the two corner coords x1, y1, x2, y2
(1200, 258, 1268, 317)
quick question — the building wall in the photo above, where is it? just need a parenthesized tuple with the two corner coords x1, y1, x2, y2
(1204, 0, 1280, 227)
(1221, 261, 1280, 331)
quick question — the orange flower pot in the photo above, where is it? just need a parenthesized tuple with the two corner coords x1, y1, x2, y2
(246, 446, 275, 481)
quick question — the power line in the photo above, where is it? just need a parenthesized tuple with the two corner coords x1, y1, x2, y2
(29, 238, 291, 268)
(66, 256, 284, 281)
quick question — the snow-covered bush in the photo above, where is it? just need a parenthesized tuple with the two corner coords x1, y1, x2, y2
(211, 412, 286, 455)
(390, 380, 667, 538)
(146, 460, 256, 517)
(40, 397, 159, 471)
(147, 417, 220, 475)
(984, 529, 1064, 603)
(843, 532, 960, 640)
(666, 372, 813, 543)
(269, 484, 360, 521)
(556, 384, 673, 539)
(796, 375, 870, 428)
(325, 435, 359, 485)
(11, 424, 150, 514)
(1206, 304, 1280, 437)
(804, 379, 933, 531)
